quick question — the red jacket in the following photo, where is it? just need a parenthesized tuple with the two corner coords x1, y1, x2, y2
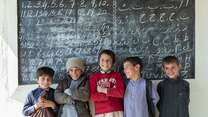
(89, 71, 125, 115)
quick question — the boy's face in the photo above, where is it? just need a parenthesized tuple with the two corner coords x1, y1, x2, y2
(163, 63, 181, 79)
(123, 61, 140, 79)
(99, 53, 113, 71)
(37, 74, 52, 89)
(68, 67, 82, 80)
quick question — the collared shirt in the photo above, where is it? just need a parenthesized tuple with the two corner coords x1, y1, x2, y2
(124, 78, 159, 117)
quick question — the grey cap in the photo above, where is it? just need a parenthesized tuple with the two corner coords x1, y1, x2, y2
(66, 57, 86, 72)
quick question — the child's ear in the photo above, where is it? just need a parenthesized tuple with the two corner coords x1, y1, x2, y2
(162, 65, 165, 71)
(179, 64, 182, 70)
(162, 64, 166, 73)
(135, 64, 140, 70)
(36, 79, 39, 84)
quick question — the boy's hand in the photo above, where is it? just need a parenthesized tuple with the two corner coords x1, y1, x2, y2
(97, 86, 107, 94)
(64, 88, 72, 96)
(34, 101, 45, 110)
(43, 100, 56, 109)
(35, 98, 56, 109)
(39, 97, 46, 102)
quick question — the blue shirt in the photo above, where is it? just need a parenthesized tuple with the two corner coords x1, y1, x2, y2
(22, 87, 57, 116)
(124, 78, 159, 117)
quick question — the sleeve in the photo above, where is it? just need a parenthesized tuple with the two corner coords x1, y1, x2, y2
(89, 75, 109, 102)
(106, 73, 125, 98)
(185, 81, 190, 104)
(70, 79, 90, 102)
(54, 80, 74, 104)
(22, 92, 36, 116)
(152, 82, 160, 107)
(156, 82, 162, 112)
(50, 89, 59, 114)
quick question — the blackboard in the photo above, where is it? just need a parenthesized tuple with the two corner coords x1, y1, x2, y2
(18, 0, 195, 85)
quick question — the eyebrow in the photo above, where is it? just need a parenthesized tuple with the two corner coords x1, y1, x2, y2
(69, 68, 80, 70)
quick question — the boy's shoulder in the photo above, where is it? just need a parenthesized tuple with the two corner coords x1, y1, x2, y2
(57, 78, 70, 87)
(158, 79, 166, 85)
(89, 72, 102, 78)
(29, 87, 54, 95)
(158, 79, 170, 87)
(30, 87, 40, 93)
(58, 78, 69, 83)
(158, 78, 189, 86)
(108, 71, 122, 77)
(179, 79, 189, 86)
(26, 87, 41, 98)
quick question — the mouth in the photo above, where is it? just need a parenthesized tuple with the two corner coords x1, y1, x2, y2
(167, 73, 176, 77)
(101, 64, 107, 67)
(125, 73, 130, 78)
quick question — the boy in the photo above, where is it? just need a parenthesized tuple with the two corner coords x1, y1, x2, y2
(157, 56, 190, 117)
(89, 49, 125, 117)
(54, 57, 90, 117)
(123, 56, 159, 117)
(22, 66, 57, 116)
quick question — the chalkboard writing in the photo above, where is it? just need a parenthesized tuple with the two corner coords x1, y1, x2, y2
(18, 0, 195, 85)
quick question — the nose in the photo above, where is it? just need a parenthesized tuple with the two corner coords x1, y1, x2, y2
(102, 60, 107, 64)
(71, 70, 76, 74)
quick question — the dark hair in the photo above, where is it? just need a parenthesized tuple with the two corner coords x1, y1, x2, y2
(36, 66, 55, 79)
(162, 56, 180, 66)
(123, 56, 143, 70)
(98, 49, 116, 64)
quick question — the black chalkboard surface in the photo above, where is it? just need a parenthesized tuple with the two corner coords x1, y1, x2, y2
(18, 0, 195, 85)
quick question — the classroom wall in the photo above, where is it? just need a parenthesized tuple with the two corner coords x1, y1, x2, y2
(0, 0, 208, 116)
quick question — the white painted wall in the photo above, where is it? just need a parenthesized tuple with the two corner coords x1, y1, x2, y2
(0, 0, 208, 116)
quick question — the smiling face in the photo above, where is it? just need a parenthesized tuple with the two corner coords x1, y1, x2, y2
(99, 53, 113, 72)
(123, 61, 140, 80)
(163, 63, 181, 79)
(37, 74, 52, 89)
(68, 67, 82, 80)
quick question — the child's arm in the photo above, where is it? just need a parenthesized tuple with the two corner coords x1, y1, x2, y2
(22, 92, 36, 116)
(89, 75, 109, 102)
(69, 79, 89, 102)
(152, 83, 160, 107)
(156, 82, 163, 111)
(105, 73, 125, 98)
(54, 80, 75, 104)
(184, 81, 190, 104)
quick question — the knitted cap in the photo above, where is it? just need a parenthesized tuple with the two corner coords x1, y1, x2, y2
(66, 57, 86, 72)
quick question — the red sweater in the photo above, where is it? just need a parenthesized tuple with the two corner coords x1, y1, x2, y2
(89, 71, 125, 115)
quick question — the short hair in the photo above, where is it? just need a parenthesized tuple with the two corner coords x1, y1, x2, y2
(36, 66, 55, 79)
(123, 56, 143, 70)
(98, 49, 116, 64)
(162, 56, 180, 66)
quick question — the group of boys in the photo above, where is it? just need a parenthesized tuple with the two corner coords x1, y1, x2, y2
(23, 49, 189, 117)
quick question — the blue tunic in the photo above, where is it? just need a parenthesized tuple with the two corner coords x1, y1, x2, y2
(124, 78, 159, 117)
